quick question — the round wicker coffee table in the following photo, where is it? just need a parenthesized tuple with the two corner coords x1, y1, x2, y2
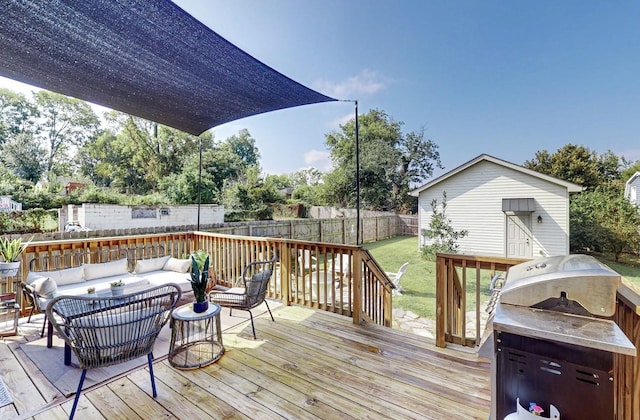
(168, 302, 224, 369)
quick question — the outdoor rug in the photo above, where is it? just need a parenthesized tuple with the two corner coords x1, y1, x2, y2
(19, 300, 279, 397)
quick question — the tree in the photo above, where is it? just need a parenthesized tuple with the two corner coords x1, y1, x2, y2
(79, 113, 207, 194)
(324, 109, 441, 212)
(524, 144, 626, 190)
(35, 91, 99, 175)
(223, 166, 282, 220)
(0, 132, 46, 183)
(0, 88, 38, 145)
(219, 129, 260, 168)
(570, 186, 640, 261)
(420, 191, 468, 260)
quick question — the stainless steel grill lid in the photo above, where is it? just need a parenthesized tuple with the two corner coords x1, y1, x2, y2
(499, 254, 620, 317)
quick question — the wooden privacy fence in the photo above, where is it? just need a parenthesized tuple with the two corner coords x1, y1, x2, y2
(436, 252, 640, 420)
(6, 214, 417, 243)
(17, 231, 395, 328)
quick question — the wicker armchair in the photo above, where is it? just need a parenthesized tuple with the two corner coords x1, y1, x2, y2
(46, 284, 181, 420)
(209, 256, 277, 339)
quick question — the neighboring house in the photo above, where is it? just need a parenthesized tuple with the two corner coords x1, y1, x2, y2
(410, 154, 583, 258)
(624, 172, 640, 207)
(0, 196, 22, 212)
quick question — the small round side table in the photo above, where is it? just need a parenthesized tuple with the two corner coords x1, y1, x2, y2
(168, 302, 224, 369)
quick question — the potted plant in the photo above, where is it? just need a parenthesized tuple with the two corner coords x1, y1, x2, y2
(110, 279, 125, 296)
(0, 236, 31, 276)
(190, 250, 210, 313)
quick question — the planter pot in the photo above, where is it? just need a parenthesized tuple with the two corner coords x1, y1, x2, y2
(193, 300, 209, 313)
(0, 261, 20, 277)
(110, 285, 125, 296)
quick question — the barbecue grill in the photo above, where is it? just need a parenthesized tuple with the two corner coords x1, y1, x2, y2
(484, 254, 636, 419)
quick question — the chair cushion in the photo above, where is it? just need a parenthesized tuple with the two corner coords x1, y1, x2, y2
(163, 257, 191, 273)
(29, 275, 58, 298)
(70, 309, 148, 359)
(247, 269, 272, 298)
(84, 258, 130, 281)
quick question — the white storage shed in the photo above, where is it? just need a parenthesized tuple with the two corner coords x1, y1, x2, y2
(410, 154, 583, 258)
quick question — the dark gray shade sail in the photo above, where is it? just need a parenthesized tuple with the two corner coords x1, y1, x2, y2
(0, 0, 336, 135)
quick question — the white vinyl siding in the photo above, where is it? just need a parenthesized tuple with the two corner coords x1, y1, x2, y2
(418, 160, 570, 257)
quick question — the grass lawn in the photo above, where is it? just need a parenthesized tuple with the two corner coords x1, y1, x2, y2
(365, 236, 438, 318)
(365, 236, 640, 319)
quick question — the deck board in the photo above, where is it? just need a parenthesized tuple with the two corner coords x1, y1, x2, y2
(1, 304, 491, 419)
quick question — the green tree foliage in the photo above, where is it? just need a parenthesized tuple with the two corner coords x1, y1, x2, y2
(79, 114, 206, 194)
(220, 129, 261, 167)
(0, 88, 38, 145)
(325, 109, 441, 212)
(523, 144, 627, 190)
(525, 144, 640, 259)
(35, 91, 100, 175)
(420, 191, 468, 260)
(570, 186, 640, 261)
(223, 166, 283, 221)
(1, 132, 46, 183)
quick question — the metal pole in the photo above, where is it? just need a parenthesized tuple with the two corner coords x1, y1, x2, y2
(197, 137, 202, 231)
(355, 100, 360, 245)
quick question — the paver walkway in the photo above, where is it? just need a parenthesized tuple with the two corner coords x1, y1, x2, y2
(393, 308, 489, 341)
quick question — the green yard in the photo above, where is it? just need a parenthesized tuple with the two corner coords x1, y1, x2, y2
(366, 236, 640, 320)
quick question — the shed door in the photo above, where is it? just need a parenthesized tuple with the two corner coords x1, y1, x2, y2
(506, 215, 532, 258)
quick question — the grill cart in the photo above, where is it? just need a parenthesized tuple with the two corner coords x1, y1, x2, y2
(485, 255, 636, 419)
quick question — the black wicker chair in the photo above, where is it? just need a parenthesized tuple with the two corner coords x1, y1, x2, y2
(46, 284, 181, 420)
(209, 256, 277, 339)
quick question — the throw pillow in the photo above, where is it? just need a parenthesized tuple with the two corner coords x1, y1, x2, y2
(27, 270, 56, 284)
(30, 276, 58, 298)
(134, 256, 171, 274)
(54, 266, 86, 286)
(84, 258, 130, 281)
(163, 257, 191, 273)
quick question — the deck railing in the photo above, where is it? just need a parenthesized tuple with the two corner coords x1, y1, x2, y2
(16, 231, 394, 327)
(436, 252, 640, 420)
(435, 252, 527, 348)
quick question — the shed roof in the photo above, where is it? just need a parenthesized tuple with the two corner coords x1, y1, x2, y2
(409, 154, 584, 196)
(0, 0, 336, 135)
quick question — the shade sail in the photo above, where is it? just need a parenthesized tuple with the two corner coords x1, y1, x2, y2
(0, 0, 336, 135)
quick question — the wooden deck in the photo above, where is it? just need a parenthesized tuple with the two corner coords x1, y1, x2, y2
(1, 305, 491, 419)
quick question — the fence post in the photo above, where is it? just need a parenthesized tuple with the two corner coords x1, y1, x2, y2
(435, 253, 446, 348)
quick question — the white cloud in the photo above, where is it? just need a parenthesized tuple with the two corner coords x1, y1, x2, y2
(303, 149, 333, 172)
(313, 69, 390, 99)
(330, 112, 355, 129)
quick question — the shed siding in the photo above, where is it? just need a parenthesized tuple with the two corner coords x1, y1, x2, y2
(626, 176, 640, 206)
(418, 160, 570, 257)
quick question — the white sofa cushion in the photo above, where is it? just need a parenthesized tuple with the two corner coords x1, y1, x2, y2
(134, 256, 171, 274)
(84, 258, 130, 281)
(58, 275, 150, 296)
(144, 271, 191, 293)
(33, 266, 85, 286)
(163, 257, 191, 273)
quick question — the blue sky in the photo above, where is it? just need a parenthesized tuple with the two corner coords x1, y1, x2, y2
(2, 1, 640, 178)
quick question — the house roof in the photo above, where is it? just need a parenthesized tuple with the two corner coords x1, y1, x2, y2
(409, 154, 584, 196)
(0, 0, 336, 135)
